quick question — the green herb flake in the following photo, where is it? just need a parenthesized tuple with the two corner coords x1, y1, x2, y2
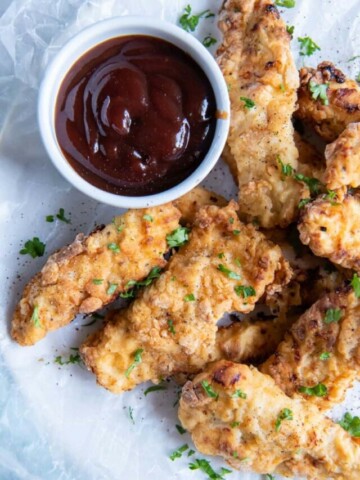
(232, 230, 240, 236)
(201, 380, 218, 399)
(320, 352, 331, 360)
(234, 285, 256, 299)
(217, 264, 241, 280)
(298, 198, 311, 209)
(175, 424, 187, 435)
(286, 25, 295, 36)
(107, 282, 118, 296)
(234, 258, 241, 267)
(179, 5, 213, 32)
(232, 389, 247, 399)
(275, 408, 293, 432)
(240, 97, 256, 109)
(166, 227, 190, 248)
(20, 237, 46, 258)
(46, 215, 54, 222)
(324, 308, 342, 324)
(144, 385, 167, 396)
(54, 352, 82, 366)
(203, 35, 217, 48)
(218, 252, 225, 259)
(169, 443, 189, 461)
(31, 305, 41, 328)
(229, 217, 235, 224)
(143, 214, 153, 222)
(277, 156, 294, 177)
(275, 0, 295, 7)
(119, 290, 135, 299)
(167, 319, 176, 334)
(294, 173, 322, 195)
(230, 421, 240, 428)
(184, 293, 196, 302)
(299, 383, 328, 397)
(125, 348, 144, 378)
(338, 412, 360, 437)
(351, 273, 360, 298)
(189, 458, 228, 479)
(298, 36, 321, 56)
(125, 266, 162, 290)
(92, 278, 103, 285)
(188, 449, 195, 457)
(107, 242, 120, 253)
(56, 208, 71, 224)
(265, 475, 275, 480)
(309, 80, 329, 105)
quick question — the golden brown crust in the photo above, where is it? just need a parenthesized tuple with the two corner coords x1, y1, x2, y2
(11, 204, 181, 345)
(296, 62, 360, 142)
(179, 360, 360, 479)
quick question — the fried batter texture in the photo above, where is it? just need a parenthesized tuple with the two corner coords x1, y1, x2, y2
(12, 204, 181, 346)
(296, 62, 360, 142)
(174, 186, 227, 225)
(81, 202, 290, 393)
(179, 360, 360, 479)
(298, 191, 360, 271)
(217, 0, 304, 228)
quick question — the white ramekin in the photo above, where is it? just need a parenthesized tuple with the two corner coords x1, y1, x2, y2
(38, 16, 230, 208)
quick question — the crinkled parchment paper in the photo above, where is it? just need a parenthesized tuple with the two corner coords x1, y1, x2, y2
(0, 0, 360, 479)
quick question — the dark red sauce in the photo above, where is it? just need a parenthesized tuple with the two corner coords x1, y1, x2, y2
(55, 35, 217, 196)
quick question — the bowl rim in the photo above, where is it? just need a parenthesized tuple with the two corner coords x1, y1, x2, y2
(38, 15, 230, 208)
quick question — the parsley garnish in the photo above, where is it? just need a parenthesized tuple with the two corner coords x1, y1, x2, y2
(144, 385, 167, 396)
(265, 475, 275, 480)
(166, 227, 190, 248)
(189, 458, 231, 479)
(176, 424, 187, 435)
(286, 25, 295, 36)
(31, 305, 41, 328)
(240, 97, 256, 109)
(179, 5, 214, 32)
(298, 36, 321, 56)
(201, 380, 218, 399)
(217, 264, 241, 280)
(232, 230, 240, 236)
(125, 348, 144, 378)
(126, 267, 162, 290)
(351, 273, 360, 298)
(119, 290, 135, 299)
(167, 319, 176, 334)
(232, 389, 247, 399)
(218, 252, 225, 259)
(143, 214, 153, 222)
(56, 208, 71, 224)
(92, 278, 103, 285)
(234, 285, 256, 298)
(324, 308, 342, 324)
(188, 449, 195, 457)
(46, 215, 54, 222)
(299, 383, 328, 397)
(275, 408, 293, 432)
(54, 350, 82, 366)
(184, 293, 195, 302)
(229, 217, 234, 224)
(298, 198, 311, 209)
(107, 242, 120, 253)
(338, 412, 360, 437)
(20, 237, 45, 258)
(320, 352, 331, 360)
(309, 81, 329, 106)
(277, 156, 294, 178)
(203, 35, 217, 48)
(294, 173, 322, 194)
(170, 444, 189, 461)
(107, 282, 118, 295)
(230, 421, 240, 428)
(275, 0, 295, 7)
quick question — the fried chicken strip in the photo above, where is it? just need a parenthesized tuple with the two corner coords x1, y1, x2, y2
(174, 186, 227, 225)
(81, 202, 290, 393)
(12, 204, 181, 346)
(296, 62, 360, 142)
(179, 360, 360, 479)
(298, 190, 360, 271)
(217, 0, 304, 228)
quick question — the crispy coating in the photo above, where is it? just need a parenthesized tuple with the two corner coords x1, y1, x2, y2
(217, 0, 304, 228)
(81, 202, 290, 393)
(174, 186, 227, 225)
(261, 288, 360, 411)
(298, 191, 360, 271)
(179, 360, 360, 479)
(296, 62, 360, 142)
(12, 204, 181, 346)
(323, 122, 360, 189)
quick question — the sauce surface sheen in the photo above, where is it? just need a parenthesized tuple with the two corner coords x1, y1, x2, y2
(55, 35, 217, 196)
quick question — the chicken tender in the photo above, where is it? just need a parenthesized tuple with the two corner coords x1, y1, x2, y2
(298, 190, 360, 271)
(179, 360, 360, 479)
(12, 204, 181, 346)
(323, 122, 360, 189)
(174, 186, 227, 225)
(294, 131, 325, 180)
(296, 62, 360, 142)
(217, 0, 304, 228)
(81, 202, 290, 393)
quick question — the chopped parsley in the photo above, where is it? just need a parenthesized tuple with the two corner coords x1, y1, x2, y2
(309, 80, 329, 106)
(351, 273, 360, 298)
(188, 449, 195, 457)
(144, 385, 167, 396)
(294, 173, 322, 195)
(203, 35, 217, 48)
(143, 214, 153, 222)
(167, 319, 176, 334)
(119, 290, 135, 299)
(56, 208, 71, 224)
(31, 305, 41, 328)
(184, 293, 195, 302)
(217, 264, 241, 280)
(124, 348, 144, 378)
(166, 227, 190, 248)
(54, 350, 82, 366)
(201, 380, 218, 399)
(107, 282, 118, 295)
(275, 408, 293, 432)
(126, 267, 162, 289)
(234, 285, 256, 299)
(234, 258, 241, 267)
(170, 443, 189, 461)
(338, 412, 360, 437)
(232, 389, 247, 399)
(92, 278, 103, 285)
(189, 458, 231, 479)
(298, 198, 311, 209)
(298, 36, 321, 56)
(232, 230, 240, 236)
(286, 25, 295, 36)
(230, 421, 240, 428)
(176, 424, 187, 435)
(229, 217, 234, 224)
(240, 97, 256, 109)
(20, 237, 45, 258)
(275, 0, 295, 7)
(277, 156, 294, 177)
(265, 475, 275, 480)
(218, 252, 225, 259)
(46, 215, 54, 222)
(324, 308, 342, 324)
(319, 352, 331, 360)
(299, 383, 328, 397)
(107, 242, 120, 253)
(179, 5, 214, 32)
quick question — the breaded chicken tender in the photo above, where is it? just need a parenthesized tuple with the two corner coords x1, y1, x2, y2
(323, 122, 360, 189)
(217, 0, 304, 228)
(296, 62, 360, 142)
(12, 204, 181, 346)
(179, 360, 360, 479)
(294, 131, 325, 181)
(81, 202, 290, 393)
(261, 287, 360, 411)
(298, 191, 360, 271)
(174, 186, 227, 225)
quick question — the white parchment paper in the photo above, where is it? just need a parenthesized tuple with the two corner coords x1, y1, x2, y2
(0, 1, 360, 479)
